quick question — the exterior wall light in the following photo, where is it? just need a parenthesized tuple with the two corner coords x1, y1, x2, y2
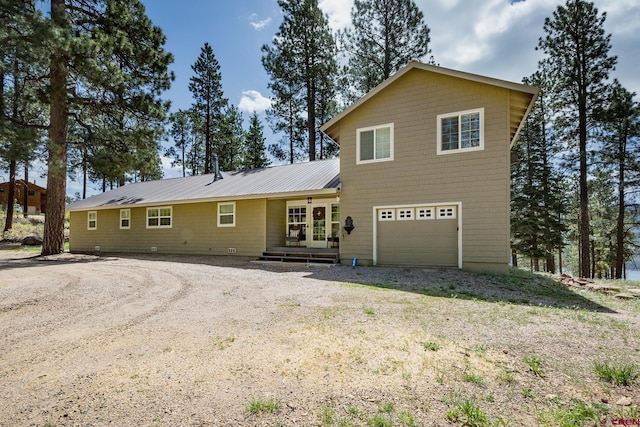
(343, 216, 354, 234)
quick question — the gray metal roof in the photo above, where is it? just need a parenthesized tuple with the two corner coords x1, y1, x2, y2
(68, 158, 340, 211)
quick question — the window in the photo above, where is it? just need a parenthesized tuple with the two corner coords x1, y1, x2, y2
(437, 108, 484, 154)
(120, 209, 131, 229)
(147, 206, 172, 228)
(87, 211, 97, 230)
(217, 202, 235, 227)
(378, 209, 395, 221)
(27, 190, 35, 196)
(397, 208, 414, 220)
(437, 206, 457, 219)
(416, 207, 434, 220)
(357, 123, 394, 164)
(330, 204, 340, 237)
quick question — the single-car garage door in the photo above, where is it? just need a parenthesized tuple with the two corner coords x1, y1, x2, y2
(376, 205, 458, 266)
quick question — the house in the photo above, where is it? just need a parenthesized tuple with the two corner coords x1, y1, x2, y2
(67, 61, 537, 271)
(67, 159, 341, 256)
(0, 179, 47, 214)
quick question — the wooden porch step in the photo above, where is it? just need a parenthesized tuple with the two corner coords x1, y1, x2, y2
(259, 249, 339, 264)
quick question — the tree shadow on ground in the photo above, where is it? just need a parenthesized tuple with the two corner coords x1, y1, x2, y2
(104, 253, 617, 313)
(0, 249, 617, 313)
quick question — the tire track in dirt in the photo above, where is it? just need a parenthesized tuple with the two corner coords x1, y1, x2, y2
(0, 259, 193, 372)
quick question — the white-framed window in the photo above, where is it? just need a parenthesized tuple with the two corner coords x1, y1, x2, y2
(147, 206, 172, 228)
(437, 108, 484, 155)
(397, 208, 414, 220)
(87, 211, 97, 230)
(416, 207, 434, 220)
(120, 209, 131, 229)
(378, 209, 395, 221)
(357, 123, 394, 164)
(437, 206, 457, 219)
(217, 202, 235, 227)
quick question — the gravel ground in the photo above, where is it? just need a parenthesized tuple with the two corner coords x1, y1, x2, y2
(0, 245, 638, 426)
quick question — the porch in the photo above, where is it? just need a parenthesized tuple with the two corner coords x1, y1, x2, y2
(259, 247, 340, 264)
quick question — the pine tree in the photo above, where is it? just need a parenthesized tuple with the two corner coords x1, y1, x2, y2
(218, 104, 244, 171)
(511, 72, 567, 272)
(42, 0, 173, 254)
(537, 0, 617, 278)
(165, 109, 194, 177)
(339, 0, 431, 101)
(598, 82, 640, 278)
(262, 0, 338, 162)
(243, 112, 270, 169)
(189, 42, 227, 174)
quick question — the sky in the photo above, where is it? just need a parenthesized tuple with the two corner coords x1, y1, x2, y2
(5, 0, 640, 197)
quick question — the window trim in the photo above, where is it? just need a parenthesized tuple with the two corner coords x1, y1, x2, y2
(217, 201, 236, 227)
(356, 123, 394, 164)
(146, 206, 172, 229)
(87, 211, 97, 230)
(436, 108, 484, 155)
(120, 209, 131, 230)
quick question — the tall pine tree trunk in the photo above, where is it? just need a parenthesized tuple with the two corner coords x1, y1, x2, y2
(42, 0, 68, 255)
(3, 160, 16, 233)
(23, 163, 28, 217)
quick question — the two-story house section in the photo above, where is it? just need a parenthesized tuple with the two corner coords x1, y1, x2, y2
(321, 61, 538, 272)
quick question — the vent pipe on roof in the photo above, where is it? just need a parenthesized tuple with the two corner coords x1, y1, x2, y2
(213, 155, 224, 182)
(205, 155, 224, 186)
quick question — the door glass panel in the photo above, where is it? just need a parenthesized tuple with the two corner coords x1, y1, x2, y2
(312, 206, 326, 242)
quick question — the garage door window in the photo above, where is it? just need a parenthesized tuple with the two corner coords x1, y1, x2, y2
(417, 207, 434, 220)
(378, 209, 395, 221)
(437, 206, 457, 219)
(397, 208, 414, 220)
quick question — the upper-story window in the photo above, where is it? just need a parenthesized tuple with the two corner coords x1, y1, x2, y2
(437, 108, 484, 155)
(357, 123, 394, 164)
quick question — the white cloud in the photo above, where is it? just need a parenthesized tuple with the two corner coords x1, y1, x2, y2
(249, 15, 271, 30)
(319, 0, 352, 31)
(238, 90, 272, 113)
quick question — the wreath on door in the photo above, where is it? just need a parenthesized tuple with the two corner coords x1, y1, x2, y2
(313, 207, 325, 221)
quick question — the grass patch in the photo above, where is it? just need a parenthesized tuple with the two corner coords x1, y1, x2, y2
(463, 372, 487, 387)
(523, 354, 545, 377)
(446, 399, 488, 426)
(594, 361, 639, 386)
(421, 341, 440, 351)
(246, 398, 280, 415)
(547, 398, 606, 427)
(366, 414, 393, 427)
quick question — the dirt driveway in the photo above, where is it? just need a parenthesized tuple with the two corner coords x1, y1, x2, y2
(1, 247, 638, 426)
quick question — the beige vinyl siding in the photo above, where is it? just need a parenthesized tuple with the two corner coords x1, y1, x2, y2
(70, 199, 267, 256)
(265, 199, 286, 248)
(337, 68, 511, 271)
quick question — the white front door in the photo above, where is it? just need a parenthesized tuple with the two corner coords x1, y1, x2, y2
(308, 204, 328, 248)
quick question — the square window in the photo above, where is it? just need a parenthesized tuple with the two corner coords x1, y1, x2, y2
(357, 124, 394, 164)
(437, 109, 484, 154)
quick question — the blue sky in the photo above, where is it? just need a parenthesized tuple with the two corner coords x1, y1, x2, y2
(6, 1, 640, 196)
